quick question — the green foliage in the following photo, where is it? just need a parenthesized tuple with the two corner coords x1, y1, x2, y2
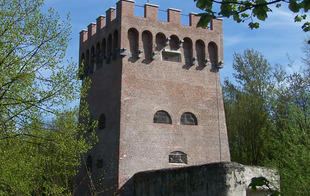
(0, 0, 96, 195)
(194, 0, 310, 32)
(223, 49, 279, 165)
(224, 46, 310, 195)
(267, 70, 310, 195)
(0, 107, 97, 195)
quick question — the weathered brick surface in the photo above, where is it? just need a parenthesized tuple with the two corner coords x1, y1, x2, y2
(76, 0, 230, 194)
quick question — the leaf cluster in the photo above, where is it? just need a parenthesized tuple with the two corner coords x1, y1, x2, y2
(0, 106, 97, 195)
(194, 0, 310, 31)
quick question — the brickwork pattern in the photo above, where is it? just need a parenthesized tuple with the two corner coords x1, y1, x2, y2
(76, 0, 230, 194)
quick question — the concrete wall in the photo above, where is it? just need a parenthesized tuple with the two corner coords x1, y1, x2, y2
(132, 162, 280, 196)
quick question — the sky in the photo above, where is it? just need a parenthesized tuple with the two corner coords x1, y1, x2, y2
(45, 0, 309, 83)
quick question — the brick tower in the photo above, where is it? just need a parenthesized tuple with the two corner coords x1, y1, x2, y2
(76, 0, 230, 194)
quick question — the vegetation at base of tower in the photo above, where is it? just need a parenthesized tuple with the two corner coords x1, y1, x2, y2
(224, 45, 310, 195)
(0, 0, 97, 195)
(194, 0, 310, 32)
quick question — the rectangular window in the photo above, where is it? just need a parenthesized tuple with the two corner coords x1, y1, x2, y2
(96, 159, 103, 168)
(162, 49, 181, 62)
(169, 151, 187, 164)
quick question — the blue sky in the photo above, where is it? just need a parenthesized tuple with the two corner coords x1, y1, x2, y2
(45, 0, 309, 82)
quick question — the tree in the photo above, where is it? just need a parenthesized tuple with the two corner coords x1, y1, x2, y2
(268, 65, 310, 195)
(0, 0, 96, 194)
(0, 107, 97, 195)
(223, 49, 283, 165)
(194, 0, 310, 32)
(0, 0, 74, 128)
(224, 47, 310, 195)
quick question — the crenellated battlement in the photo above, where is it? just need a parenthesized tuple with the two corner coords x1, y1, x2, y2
(78, 0, 224, 78)
(79, 0, 222, 43)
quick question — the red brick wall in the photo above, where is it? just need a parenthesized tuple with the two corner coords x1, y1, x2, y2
(77, 0, 229, 193)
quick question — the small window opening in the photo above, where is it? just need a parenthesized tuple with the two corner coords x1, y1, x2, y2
(85, 50, 90, 76)
(142, 31, 153, 60)
(128, 28, 139, 59)
(196, 40, 205, 67)
(162, 49, 181, 62)
(113, 30, 119, 59)
(101, 38, 107, 59)
(180, 112, 198, 125)
(90, 46, 95, 73)
(156, 33, 166, 51)
(208, 42, 218, 66)
(98, 113, 106, 129)
(95, 42, 102, 70)
(107, 34, 112, 61)
(153, 110, 172, 124)
(183, 38, 193, 66)
(169, 35, 179, 50)
(169, 151, 187, 164)
(86, 155, 93, 172)
(96, 159, 103, 169)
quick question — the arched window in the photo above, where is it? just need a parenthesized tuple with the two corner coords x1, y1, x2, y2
(113, 30, 119, 58)
(128, 28, 139, 58)
(95, 42, 102, 70)
(142, 30, 153, 60)
(169, 151, 187, 164)
(169, 35, 179, 50)
(101, 38, 107, 58)
(86, 155, 92, 172)
(196, 40, 205, 67)
(153, 110, 172, 124)
(90, 46, 95, 73)
(98, 113, 106, 129)
(96, 42, 101, 55)
(107, 34, 112, 61)
(180, 112, 198, 125)
(155, 33, 166, 51)
(183, 37, 193, 66)
(208, 42, 218, 66)
(85, 50, 90, 75)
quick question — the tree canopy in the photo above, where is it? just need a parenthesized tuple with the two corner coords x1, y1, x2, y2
(0, 0, 96, 194)
(194, 0, 310, 32)
(224, 46, 310, 195)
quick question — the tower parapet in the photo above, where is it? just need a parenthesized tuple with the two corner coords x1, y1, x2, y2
(79, 0, 222, 43)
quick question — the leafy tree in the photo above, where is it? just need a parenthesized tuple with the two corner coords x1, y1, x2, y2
(194, 0, 310, 32)
(0, 107, 97, 195)
(223, 49, 282, 165)
(0, 0, 96, 195)
(268, 70, 310, 195)
(0, 0, 74, 128)
(224, 47, 310, 195)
